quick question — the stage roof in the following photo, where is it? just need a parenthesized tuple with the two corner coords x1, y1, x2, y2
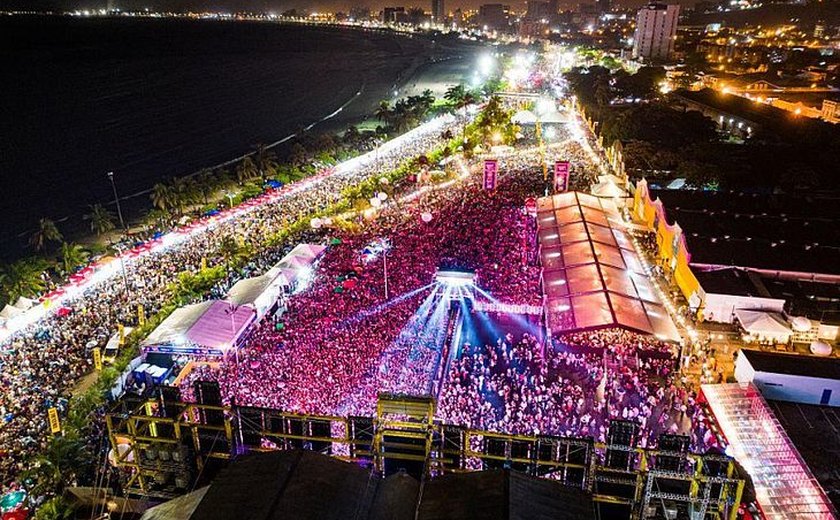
(186, 300, 256, 351)
(537, 192, 680, 341)
(141, 301, 214, 349)
(702, 383, 837, 520)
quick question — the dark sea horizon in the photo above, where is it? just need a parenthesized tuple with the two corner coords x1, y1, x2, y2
(0, 16, 477, 260)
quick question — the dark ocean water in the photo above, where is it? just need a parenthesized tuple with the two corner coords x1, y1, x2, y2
(0, 17, 463, 258)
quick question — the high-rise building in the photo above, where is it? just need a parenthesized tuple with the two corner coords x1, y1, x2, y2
(432, 0, 445, 24)
(597, 0, 611, 13)
(632, 3, 679, 61)
(382, 6, 408, 23)
(478, 3, 511, 31)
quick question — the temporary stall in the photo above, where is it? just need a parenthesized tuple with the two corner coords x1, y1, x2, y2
(590, 181, 626, 198)
(226, 274, 285, 320)
(734, 309, 792, 344)
(140, 301, 214, 353)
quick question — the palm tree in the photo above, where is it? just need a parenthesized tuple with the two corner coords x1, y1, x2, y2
(30, 217, 62, 252)
(444, 84, 466, 106)
(255, 143, 278, 182)
(446, 84, 475, 140)
(151, 182, 176, 212)
(34, 496, 75, 520)
(0, 257, 48, 304)
(57, 242, 89, 275)
(83, 203, 115, 236)
(236, 156, 258, 184)
(289, 143, 308, 167)
(218, 235, 249, 273)
(33, 435, 90, 495)
(146, 208, 171, 229)
(375, 100, 392, 126)
(196, 169, 216, 205)
(171, 177, 193, 215)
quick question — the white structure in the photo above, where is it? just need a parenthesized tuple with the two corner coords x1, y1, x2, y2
(632, 3, 679, 61)
(734, 309, 792, 344)
(734, 349, 840, 407)
(694, 268, 786, 324)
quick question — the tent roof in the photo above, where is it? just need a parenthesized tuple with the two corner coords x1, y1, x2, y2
(287, 243, 327, 260)
(141, 301, 214, 348)
(590, 181, 625, 198)
(13, 296, 37, 310)
(0, 304, 23, 320)
(141, 487, 208, 520)
(186, 300, 256, 351)
(734, 309, 791, 336)
(512, 109, 538, 124)
(227, 274, 278, 307)
(537, 192, 680, 342)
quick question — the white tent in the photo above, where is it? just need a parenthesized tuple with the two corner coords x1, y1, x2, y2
(511, 109, 538, 124)
(141, 301, 214, 349)
(591, 181, 626, 198)
(810, 341, 832, 356)
(0, 304, 23, 320)
(538, 109, 566, 124)
(790, 316, 812, 333)
(735, 309, 792, 344)
(226, 273, 285, 319)
(598, 174, 625, 186)
(13, 296, 37, 310)
(287, 243, 327, 261)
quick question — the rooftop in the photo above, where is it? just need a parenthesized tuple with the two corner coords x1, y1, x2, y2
(701, 383, 837, 519)
(694, 267, 773, 298)
(741, 349, 840, 381)
(141, 450, 597, 520)
(537, 191, 680, 342)
(650, 189, 840, 276)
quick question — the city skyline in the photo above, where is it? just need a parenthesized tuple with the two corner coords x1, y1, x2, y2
(0, 0, 712, 14)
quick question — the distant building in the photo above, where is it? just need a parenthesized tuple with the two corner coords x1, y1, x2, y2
(478, 3, 510, 31)
(632, 3, 679, 61)
(382, 6, 408, 23)
(452, 7, 464, 27)
(597, 0, 611, 13)
(814, 20, 825, 38)
(822, 99, 840, 124)
(349, 6, 371, 21)
(431, 0, 445, 24)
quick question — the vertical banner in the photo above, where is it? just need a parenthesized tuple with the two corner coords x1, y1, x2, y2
(553, 161, 570, 193)
(93, 347, 102, 371)
(48, 407, 61, 435)
(118, 323, 126, 346)
(138, 304, 146, 327)
(483, 159, 498, 191)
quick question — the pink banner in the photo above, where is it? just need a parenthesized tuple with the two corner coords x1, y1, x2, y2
(553, 161, 569, 193)
(483, 159, 498, 191)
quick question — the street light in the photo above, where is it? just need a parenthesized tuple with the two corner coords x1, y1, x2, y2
(107, 171, 128, 233)
(226, 193, 235, 209)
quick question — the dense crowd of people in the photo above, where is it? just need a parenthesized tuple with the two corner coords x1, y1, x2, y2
(438, 327, 711, 451)
(0, 115, 458, 487)
(180, 140, 553, 416)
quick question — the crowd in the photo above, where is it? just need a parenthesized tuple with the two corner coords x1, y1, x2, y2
(0, 115, 457, 487)
(438, 327, 711, 451)
(179, 141, 552, 417)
